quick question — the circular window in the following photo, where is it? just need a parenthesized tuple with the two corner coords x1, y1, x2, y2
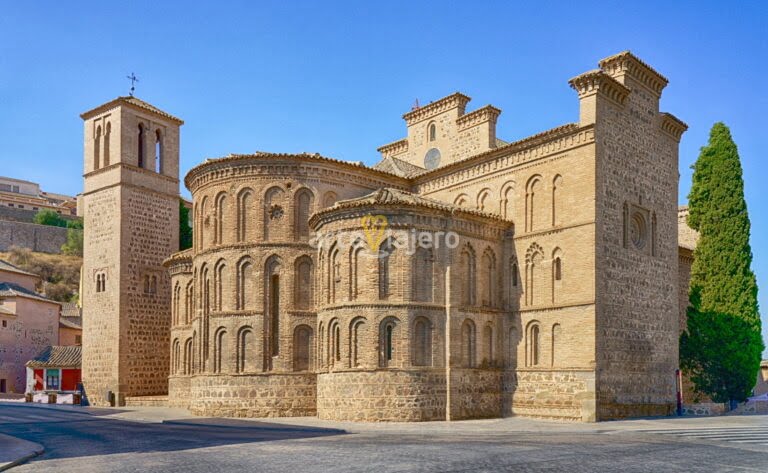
(630, 212, 647, 250)
(424, 148, 441, 170)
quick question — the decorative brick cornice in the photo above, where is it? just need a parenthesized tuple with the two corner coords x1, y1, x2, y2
(402, 92, 471, 126)
(456, 105, 502, 131)
(163, 248, 193, 270)
(184, 152, 409, 194)
(413, 123, 590, 193)
(598, 51, 669, 96)
(376, 138, 408, 157)
(568, 70, 630, 106)
(660, 112, 688, 142)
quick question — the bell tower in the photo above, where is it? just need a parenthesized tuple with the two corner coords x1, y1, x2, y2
(80, 96, 183, 406)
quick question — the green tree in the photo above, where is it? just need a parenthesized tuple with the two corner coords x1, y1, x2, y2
(680, 123, 763, 407)
(179, 199, 193, 250)
(33, 209, 67, 227)
(61, 219, 84, 256)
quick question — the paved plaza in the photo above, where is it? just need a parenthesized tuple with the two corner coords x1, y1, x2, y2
(1, 402, 767, 472)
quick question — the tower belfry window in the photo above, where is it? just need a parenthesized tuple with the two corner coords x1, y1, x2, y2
(138, 124, 145, 168)
(155, 130, 162, 173)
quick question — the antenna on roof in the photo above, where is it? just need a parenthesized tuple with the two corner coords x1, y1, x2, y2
(126, 73, 139, 97)
(412, 98, 420, 110)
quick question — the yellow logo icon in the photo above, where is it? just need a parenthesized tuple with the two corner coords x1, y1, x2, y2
(360, 214, 388, 253)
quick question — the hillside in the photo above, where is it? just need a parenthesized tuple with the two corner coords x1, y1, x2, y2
(0, 246, 81, 303)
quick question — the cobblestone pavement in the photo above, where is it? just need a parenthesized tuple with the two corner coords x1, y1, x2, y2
(2, 403, 767, 472)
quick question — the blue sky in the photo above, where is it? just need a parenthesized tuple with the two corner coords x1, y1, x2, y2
(1, 1, 767, 350)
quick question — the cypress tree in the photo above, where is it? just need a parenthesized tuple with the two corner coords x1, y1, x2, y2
(179, 199, 193, 251)
(680, 122, 764, 407)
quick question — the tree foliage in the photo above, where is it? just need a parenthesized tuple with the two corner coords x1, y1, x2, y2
(33, 209, 67, 227)
(179, 199, 193, 251)
(680, 122, 763, 404)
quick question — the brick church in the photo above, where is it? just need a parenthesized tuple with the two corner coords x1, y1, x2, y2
(79, 51, 694, 422)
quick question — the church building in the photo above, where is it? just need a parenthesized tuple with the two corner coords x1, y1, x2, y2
(79, 51, 689, 421)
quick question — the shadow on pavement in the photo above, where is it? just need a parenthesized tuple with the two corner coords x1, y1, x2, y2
(0, 404, 346, 462)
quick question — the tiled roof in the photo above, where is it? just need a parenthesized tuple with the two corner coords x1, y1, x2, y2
(59, 317, 82, 330)
(0, 259, 39, 279)
(27, 345, 82, 369)
(80, 96, 184, 124)
(373, 157, 427, 178)
(60, 302, 81, 318)
(0, 282, 59, 304)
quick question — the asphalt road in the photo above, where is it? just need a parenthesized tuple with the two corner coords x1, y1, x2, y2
(1, 403, 767, 472)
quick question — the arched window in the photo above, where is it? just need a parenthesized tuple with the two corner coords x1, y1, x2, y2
(236, 327, 253, 373)
(349, 318, 366, 368)
(412, 246, 433, 302)
(551, 248, 563, 304)
(155, 129, 163, 173)
(214, 192, 227, 245)
(103, 122, 111, 166)
(481, 248, 496, 307)
(526, 322, 540, 367)
(461, 319, 476, 368)
(525, 243, 544, 306)
(94, 125, 101, 171)
(510, 258, 519, 288)
(349, 243, 363, 300)
(460, 244, 476, 306)
(328, 244, 340, 304)
(213, 328, 227, 373)
(264, 187, 286, 240)
(378, 239, 394, 299)
(552, 175, 562, 226)
(294, 189, 313, 240)
(265, 256, 281, 359)
(484, 324, 494, 364)
(137, 123, 145, 168)
(151, 275, 157, 295)
(294, 256, 313, 310)
(293, 325, 312, 371)
(184, 337, 194, 375)
(329, 319, 341, 366)
(454, 194, 469, 208)
(201, 265, 211, 316)
(214, 260, 227, 311)
(237, 258, 254, 310)
(551, 323, 561, 367)
(172, 339, 180, 374)
(428, 123, 436, 142)
(236, 189, 254, 242)
(412, 317, 432, 366)
(477, 189, 491, 211)
(500, 182, 515, 220)
(143, 275, 150, 294)
(198, 197, 209, 250)
(172, 282, 180, 325)
(525, 175, 541, 232)
(322, 191, 337, 208)
(379, 317, 398, 368)
(185, 281, 194, 323)
(318, 322, 325, 369)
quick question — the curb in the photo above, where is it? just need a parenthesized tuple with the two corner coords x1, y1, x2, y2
(0, 436, 44, 472)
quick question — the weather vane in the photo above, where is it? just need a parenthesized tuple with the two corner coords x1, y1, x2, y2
(126, 73, 139, 97)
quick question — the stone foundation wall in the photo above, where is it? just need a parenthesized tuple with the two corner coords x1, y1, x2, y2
(506, 369, 596, 421)
(317, 368, 501, 422)
(187, 373, 316, 417)
(0, 220, 71, 253)
(168, 375, 192, 408)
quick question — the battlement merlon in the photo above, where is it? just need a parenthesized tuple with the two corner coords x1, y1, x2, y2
(568, 70, 630, 126)
(598, 50, 669, 97)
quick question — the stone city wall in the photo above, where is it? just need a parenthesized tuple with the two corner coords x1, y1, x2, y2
(0, 220, 72, 254)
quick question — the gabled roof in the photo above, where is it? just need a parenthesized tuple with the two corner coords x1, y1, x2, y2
(0, 259, 40, 279)
(60, 302, 81, 318)
(0, 282, 59, 305)
(27, 346, 82, 369)
(59, 317, 82, 330)
(373, 156, 427, 178)
(80, 96, 184, 125)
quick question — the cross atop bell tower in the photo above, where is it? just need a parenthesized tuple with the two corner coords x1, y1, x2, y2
(80, 96, 183, 406)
